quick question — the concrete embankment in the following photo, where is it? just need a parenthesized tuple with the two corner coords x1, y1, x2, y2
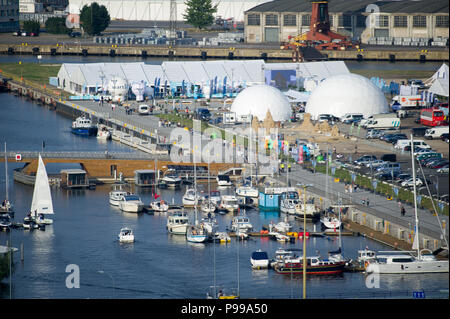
(1, 43, 448, 61)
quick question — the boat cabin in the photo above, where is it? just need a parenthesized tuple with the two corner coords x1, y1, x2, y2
(60, 169, 89, 188)
(259, 187, 297, 211)
(134, 169, 156, 187)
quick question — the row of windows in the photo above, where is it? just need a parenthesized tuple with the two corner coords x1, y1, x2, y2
(0, 9, 19, 17)
(247, 13, 449, 28)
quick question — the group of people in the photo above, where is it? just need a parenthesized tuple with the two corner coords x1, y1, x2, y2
(344, 183, 358, 193)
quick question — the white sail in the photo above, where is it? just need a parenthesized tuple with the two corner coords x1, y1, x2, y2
(31, 155, 54, 217)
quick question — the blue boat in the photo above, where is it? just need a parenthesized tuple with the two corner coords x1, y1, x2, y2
(71, 116, 98, 136)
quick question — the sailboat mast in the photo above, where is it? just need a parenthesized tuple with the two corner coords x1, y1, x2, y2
(4, 142, 8, 203)
(410, 134, 420, 257)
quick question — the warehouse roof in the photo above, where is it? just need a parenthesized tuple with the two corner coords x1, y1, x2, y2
(246, 0, 449, 14)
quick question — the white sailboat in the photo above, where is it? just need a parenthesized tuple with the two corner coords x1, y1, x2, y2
(186, 160, 208, 243)
(25, 154, 54, 225)
(1, 142, 13, 214)
(366, 135, 449, 274)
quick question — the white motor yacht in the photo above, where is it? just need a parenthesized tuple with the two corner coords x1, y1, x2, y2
(320, 215, 342, 229)
(216, 175, 232, 187)
(201, 201, 217, 214)
(118, 227, 135, 243)
(118, 194, 144, 213)
(161, 170, 182, 188)
(213, 231, 231, 243)
(109, 190, 130, 206)
(271, 217, 292, 233)
(167, 211, 190, 235)
(186, 224, 209, 243)
(150, 200, 169, 213)
(219, 195, 239, 213)
(231, 215, 253, 233)
(235, 186, 258, 198)
(209, 190, 222, 205)
(250, 250, 269, 269)
(201, 217, 218, 234)
(280, 198, 300, 215)
(182, 187, 201, 207)
(97, 124, 112, 140)
(366, 250, 449, 274)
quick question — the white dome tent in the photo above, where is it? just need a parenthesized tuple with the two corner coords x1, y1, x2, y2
(230, 84, 291, 122)
(305, 73, 389, 120)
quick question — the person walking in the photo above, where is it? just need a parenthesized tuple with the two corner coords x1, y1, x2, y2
(401, 205, 406, 217)
(366, 197, 370, 206)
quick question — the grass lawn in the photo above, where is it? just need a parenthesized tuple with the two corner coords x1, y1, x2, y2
(0, 62, 61, 83)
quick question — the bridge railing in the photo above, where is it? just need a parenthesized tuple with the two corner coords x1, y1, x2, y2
(0, 151, 169, 160)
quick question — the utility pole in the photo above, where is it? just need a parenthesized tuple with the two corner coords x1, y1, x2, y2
(169, 0, 177, 45)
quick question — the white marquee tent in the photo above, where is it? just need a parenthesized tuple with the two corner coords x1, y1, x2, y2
(57, 60, 350, 95)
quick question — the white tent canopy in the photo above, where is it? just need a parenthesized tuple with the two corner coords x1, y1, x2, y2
(425, 63, 449, 86)
(57, 60, 350, 95)
(428, 78, 449, 97)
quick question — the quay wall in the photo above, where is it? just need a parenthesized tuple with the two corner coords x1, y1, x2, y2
(1, 43, 448, 61)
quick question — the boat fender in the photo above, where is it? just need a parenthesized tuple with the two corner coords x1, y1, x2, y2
(364, 261, 369, 269)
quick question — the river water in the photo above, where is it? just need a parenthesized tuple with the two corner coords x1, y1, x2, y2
(0, 56, 448, 299)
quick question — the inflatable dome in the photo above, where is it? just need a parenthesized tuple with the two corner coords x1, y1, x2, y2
(305, 73, 389, 119)
(107, 76, 129, 102)
(230, 85, 291, 122)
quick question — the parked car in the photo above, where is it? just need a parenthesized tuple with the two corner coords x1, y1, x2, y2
(395, 173, 412, 184)
(411, 127, 428, 137)
(69, 31, 82, 37)
(21, 31, 29, 36)
(366, 129, 382, 139)
(441, 133, 449, 143)
(381, 154, 397, 162)
(388, 134, 408, 144)
(12, 30, 22, 36)
(376, 162, 401, 173)
(437, 165, 449, 173)
(413, 148, 435, 156)
(429, 160, 449, 169)
(374, 170, 400, 181)
(318, 114, 336, 124)
(425, 158, 447, 168)
(354, 155, 377, 166)
(365, 160, 387, 169)
(401, 177, 423, 188)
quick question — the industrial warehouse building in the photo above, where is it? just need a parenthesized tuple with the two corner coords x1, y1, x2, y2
(68, 0, 271, 22)
(244, 0, 449, 45)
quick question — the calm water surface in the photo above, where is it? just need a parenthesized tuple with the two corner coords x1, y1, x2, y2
(0, 75, 448, 299)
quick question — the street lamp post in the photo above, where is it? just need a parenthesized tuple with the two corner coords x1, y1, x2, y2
(297, 183, 312, 299)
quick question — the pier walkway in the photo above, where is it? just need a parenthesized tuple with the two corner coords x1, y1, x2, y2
(275, 164, 449, 246)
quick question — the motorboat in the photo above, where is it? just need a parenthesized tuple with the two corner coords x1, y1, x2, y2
(0, 200, 13, 214)
(201, 200, 216, 214)
(109, 190, 131, 206)
(0, 215, 12, 230)
(206, 286, 239, 299)
(97, 124, 112, 140)
(357, 248, 377, 264)
(209, 190, 222, 205)
(250, 250, 269, 269)
(160, 169, 182, 188)
(280, 198, 299, 215)
(281, 199, 320, 219)
(235, 186, 258, 199)
(167, 211, 190, 235)
(118, 227, 135, 243)
(273, 255, 346, 275)
(216, 175, 232, 187)
(71, 116, 98, 136)
(231, 215, 253, 233)
(365, 250, 449, 274)
(271, 217, 292, 233)
(201, 217, 218, 234)
(213, 232, 231, 244)
(270, 248, 301, 269)
(320, 215, 342, 229)
(25, 154, 54, 225)
(182, 187, 201, 207)
(150, 200, 169, 213)
(118, 194, 144, 213)
(219, 195, 239, 213)
(186, 223, 209, 243)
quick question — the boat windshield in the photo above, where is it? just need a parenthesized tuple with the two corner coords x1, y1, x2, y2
(124, 195, 140, 201)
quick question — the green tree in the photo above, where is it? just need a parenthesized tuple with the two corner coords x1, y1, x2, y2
(23, 20, 40, 34)
(183, 0, 217, 30)
(80, 2, 110, 36)
(45, 17, 71, 34)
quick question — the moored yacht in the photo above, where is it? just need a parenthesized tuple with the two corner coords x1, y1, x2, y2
(219, 195, 239, 213)
(216, 175, 232, 187)
(182, 187, 201, 207)
(161, 170, 182, 188)
(250, 250, 269, 269)
(109, 190, 131, 206)
(150, 200, 169, 213)
(71, 116, 98, 136)
(97, 124, 112, 140)
(167, 211, 190, 235)
(118, 194, 144, 213)
(231, 215, 253, 233)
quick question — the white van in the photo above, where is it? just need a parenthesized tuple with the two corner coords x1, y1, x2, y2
(223, 112, 236, 124)
(425, 126, 449, 140)
(138, 104, 150, 115)
(376, 162, 401, 173)
(340, 113, 364, 124)
(394, 139, 431, 150)
(365, 116, 401, 130)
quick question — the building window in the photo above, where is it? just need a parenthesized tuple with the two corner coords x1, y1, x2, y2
(338, 14, 352, 27)
(265, 14, 278, 26)
(247, 14, 260, 26)
(436, 15, 449, 28)
(356, 14, 366, 27)
(301, 14, 311, 26)
(413, 15, 427, 28)
(283, 14, 296, 26)
(376, 15, 389, 28)
(394, 16, 408, 28)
